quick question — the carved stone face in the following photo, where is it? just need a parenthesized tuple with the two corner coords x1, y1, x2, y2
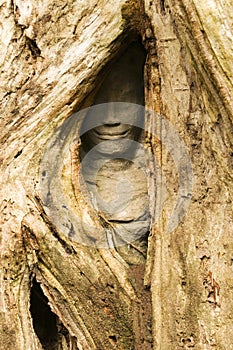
(80, 41, 146, 156)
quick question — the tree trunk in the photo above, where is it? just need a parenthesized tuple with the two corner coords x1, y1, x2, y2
(0, 0, 232, 349)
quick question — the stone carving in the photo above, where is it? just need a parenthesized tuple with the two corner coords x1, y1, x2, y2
(79, 41, 150, 263)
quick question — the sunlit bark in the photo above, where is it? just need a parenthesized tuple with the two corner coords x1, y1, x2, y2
(0, 0, 232, 349)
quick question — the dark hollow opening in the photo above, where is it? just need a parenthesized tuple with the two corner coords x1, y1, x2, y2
(30, 278, 58, 350)
(109, 335, 117, 342)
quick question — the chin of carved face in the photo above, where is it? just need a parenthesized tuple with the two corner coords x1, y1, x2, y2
(93, 140, 131, 156)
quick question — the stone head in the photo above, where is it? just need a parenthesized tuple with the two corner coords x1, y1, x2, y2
(80, 41, 146, 156)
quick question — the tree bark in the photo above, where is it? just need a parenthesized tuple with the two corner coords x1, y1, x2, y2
(0, 0, 232, 349)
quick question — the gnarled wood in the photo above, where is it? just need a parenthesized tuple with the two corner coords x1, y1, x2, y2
(0, 0, 232, 349)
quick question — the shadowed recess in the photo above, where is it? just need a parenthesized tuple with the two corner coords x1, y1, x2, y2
(30, 278, 58, 350)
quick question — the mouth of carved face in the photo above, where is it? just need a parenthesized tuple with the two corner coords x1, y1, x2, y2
(81, 122, 143, 155)
(93, 125, 130, 140)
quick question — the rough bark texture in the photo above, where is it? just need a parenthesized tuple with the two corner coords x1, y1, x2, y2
(0, 0, 232, 349)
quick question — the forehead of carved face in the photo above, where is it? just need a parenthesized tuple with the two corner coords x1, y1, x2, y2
(95, 41, 145, 105)
(80, 41, 146, 154)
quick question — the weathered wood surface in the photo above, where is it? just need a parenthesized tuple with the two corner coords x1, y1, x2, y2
(0, 0, 232, 349)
